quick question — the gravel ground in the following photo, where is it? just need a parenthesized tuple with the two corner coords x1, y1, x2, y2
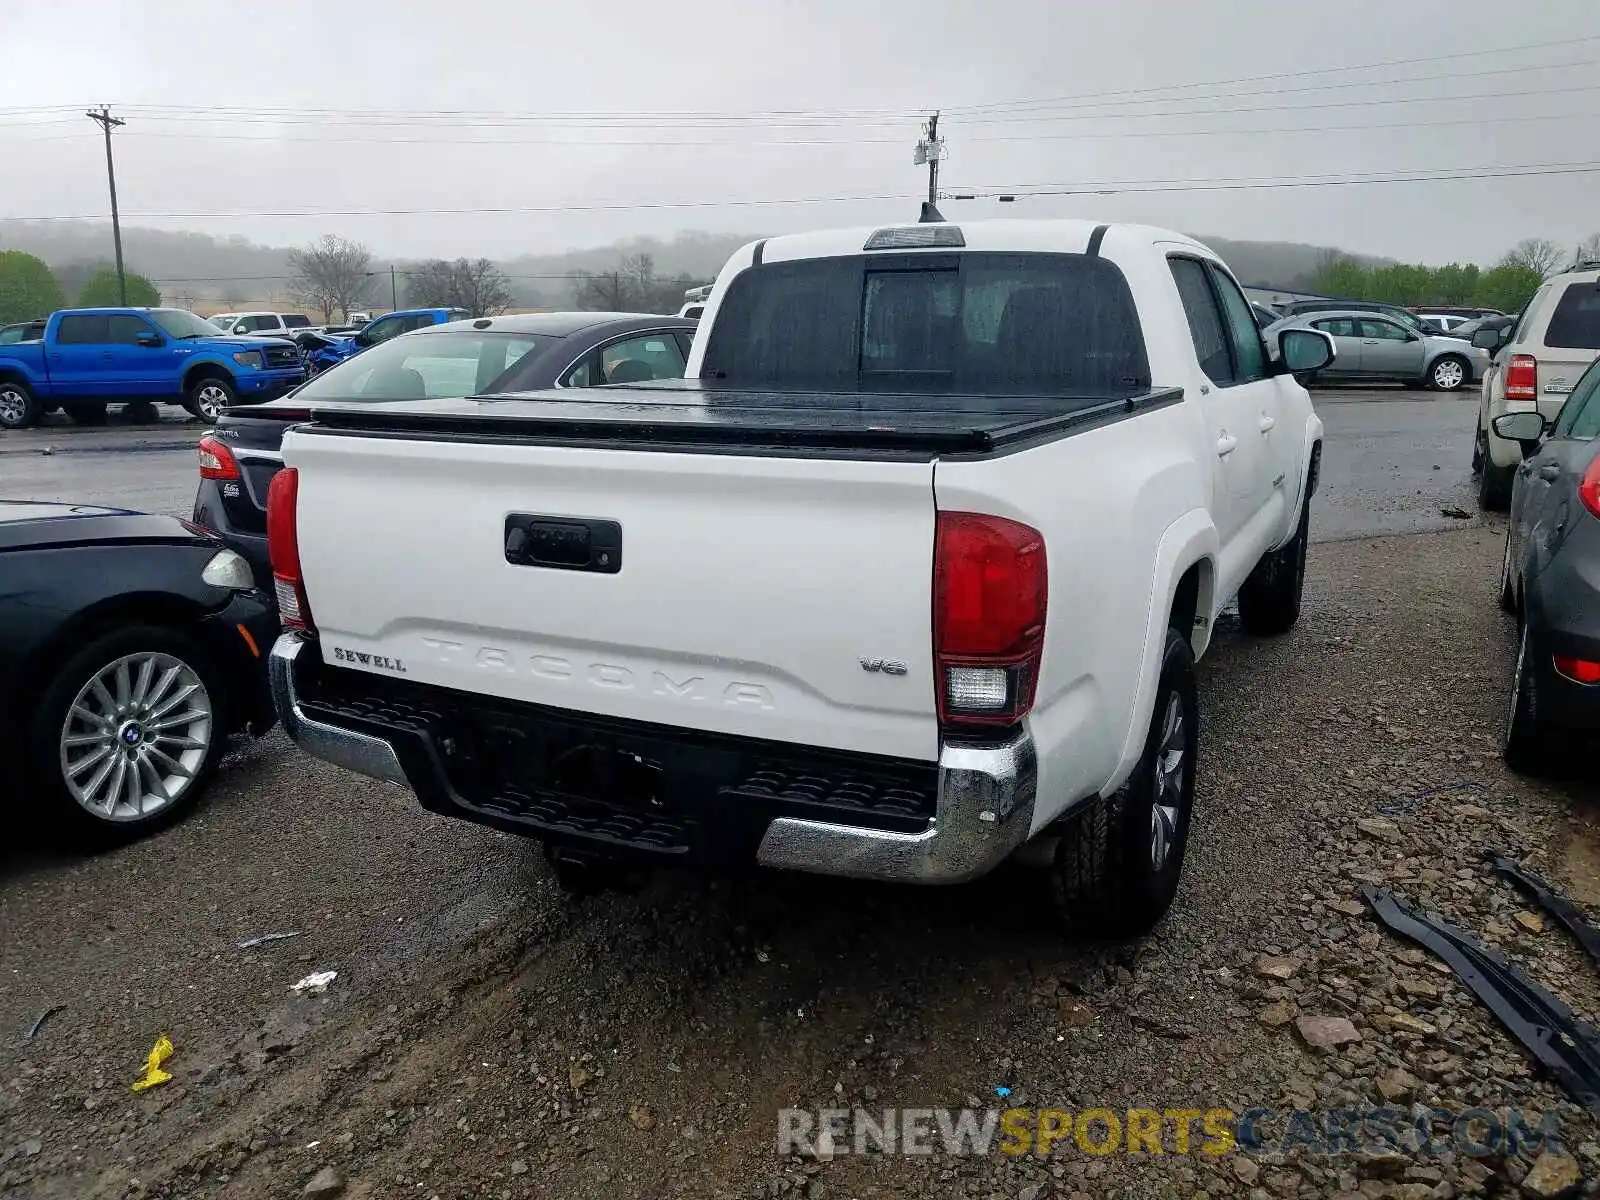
(4, 523, 1600, 1199)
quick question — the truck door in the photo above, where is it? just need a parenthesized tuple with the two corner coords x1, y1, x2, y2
(1168, 257, 1280, 599)
(101, 313, 168, 395)
(47, 313, 114, 397)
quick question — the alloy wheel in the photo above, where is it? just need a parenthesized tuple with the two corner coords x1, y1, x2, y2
(0, 386, 30, 427)
(58, 652, 213, 822)
(1433, 359, 1465, 390)
(1150, 691, 1187, 872)
(195, 384, 229, 420)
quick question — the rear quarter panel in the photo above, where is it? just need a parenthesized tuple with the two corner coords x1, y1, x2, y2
(934, 400, 1213, 831)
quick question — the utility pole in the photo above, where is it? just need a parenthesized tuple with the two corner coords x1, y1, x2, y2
(389, 264, 398, 310)
(913, 112, 946, 222)
(85, 106, 127, 305)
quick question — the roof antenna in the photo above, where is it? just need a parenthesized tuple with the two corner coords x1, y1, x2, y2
(918, 200, 945, 224)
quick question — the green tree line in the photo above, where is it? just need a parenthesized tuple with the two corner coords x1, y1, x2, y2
(1303, 235, 1600, 315)
(0, 250, 160, 324)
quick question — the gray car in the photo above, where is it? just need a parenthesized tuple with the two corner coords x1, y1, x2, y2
(1264, 309, 1489, 391)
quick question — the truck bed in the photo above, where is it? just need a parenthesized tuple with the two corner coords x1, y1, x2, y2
(300, 380, 1184, 458)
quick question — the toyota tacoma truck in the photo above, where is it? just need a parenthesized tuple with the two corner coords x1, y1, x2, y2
(0, 307, 306, 428)
(264, 218, 1331, 934)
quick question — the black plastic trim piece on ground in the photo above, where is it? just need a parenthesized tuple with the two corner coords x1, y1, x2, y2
(1363, 885, 1600, 1114)
(1485, 849, 1600, 969)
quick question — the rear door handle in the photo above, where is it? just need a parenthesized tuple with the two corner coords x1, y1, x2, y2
(1216, 432, 1238, 457)
(1258, 414, 1276, 433)
(1538, 464, 1563, 481)
(1362, 339, 1380, 345)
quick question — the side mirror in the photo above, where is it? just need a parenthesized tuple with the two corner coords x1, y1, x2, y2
(1278, 328, 1336, 374)
(1472, 328, 1505, 351)
(1492, 411, 1548, 456)
(135, 331, 163, 347)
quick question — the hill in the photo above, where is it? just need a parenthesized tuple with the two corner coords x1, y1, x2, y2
(0, 221, 1390, 311)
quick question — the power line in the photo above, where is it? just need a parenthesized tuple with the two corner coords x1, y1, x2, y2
(944, 32, 1600, 113)
(5, 159, 1598, 227)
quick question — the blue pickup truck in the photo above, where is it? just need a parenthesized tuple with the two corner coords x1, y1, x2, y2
(302, 307, 469, 374)
(0, 307, 307, 429)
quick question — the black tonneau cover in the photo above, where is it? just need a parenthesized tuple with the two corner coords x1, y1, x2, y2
(302, 379, 1183, 457)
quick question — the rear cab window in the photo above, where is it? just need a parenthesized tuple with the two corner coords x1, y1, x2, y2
(701, 251, 1150, 398)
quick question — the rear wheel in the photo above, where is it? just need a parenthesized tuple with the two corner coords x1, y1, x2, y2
(0, 379, 39, 429)
(1050, 628, 1198, 937)
(1505, 618, 1554, 774)
(1238, 497, 1309, 636)
(1429, 355, 1469, 392)
(28, 625, 227, 848)
(1478, 452, 1513, 511)
(1498, 530, 1519, 614)
(184, 375, 235, 423)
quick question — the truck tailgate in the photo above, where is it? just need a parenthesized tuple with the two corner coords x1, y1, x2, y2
(282, 429, 940, 761)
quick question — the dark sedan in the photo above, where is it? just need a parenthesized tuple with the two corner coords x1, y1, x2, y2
(192, 312, 697, 589)
(1494, 357, 1600, 771)
(0, 502, 280, 846)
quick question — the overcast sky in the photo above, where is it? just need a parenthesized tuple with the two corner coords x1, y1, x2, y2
(2, 0, 1596, 265)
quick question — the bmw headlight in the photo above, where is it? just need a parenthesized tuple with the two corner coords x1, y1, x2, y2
(202, 548, 256, 591)
(232, 350, 264, 369)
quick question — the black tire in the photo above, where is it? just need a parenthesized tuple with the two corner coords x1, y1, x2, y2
(1472, 427, 1486, 475)
(184, 374, 236, 424)
(1238, 497, 1310, 636)
(1498, 530, 1519, 614)
(66, 402, 107, 425)
(1050, 628, 1198, 937)
(0, 378, 40, 429)
(1428, 354, 1470, 392)
(1478, 454, 1513, 511)
(1505, 618, 1553, 775)
(27, 624, 229, 849)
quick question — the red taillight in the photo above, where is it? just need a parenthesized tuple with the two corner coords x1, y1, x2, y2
(933, 512, 1047, 727)
(1580, 455, 1600, 520)
(1554, 655, 1600, 685)
(1505, 354, 1538, 401)
(197, 434, 241, 481)
(266, 467, 315, 634)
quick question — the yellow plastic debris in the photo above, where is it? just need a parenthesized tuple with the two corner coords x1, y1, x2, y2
(130, 1035, 174, 1092)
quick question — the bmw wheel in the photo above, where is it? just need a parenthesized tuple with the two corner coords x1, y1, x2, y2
(30, 625, 227, 847)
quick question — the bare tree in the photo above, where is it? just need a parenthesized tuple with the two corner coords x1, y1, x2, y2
(1575, 232, 1600, 268)
(571, 253, 696, 313)
(406, 257, 512, 317)
(288, 235, 372, 323)
(571, 269, 630, 311)
(1500, 237, 1566, 280)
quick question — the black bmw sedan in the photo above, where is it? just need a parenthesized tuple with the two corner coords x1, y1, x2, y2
(192, 311, 697, 589)
(0, 503, 280, 846)
(1494, 359, 1600, 771)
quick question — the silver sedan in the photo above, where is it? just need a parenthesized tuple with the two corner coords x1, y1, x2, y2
(1264, 309, 1490, 391)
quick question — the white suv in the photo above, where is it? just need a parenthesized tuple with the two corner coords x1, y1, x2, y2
(1475, 265, 1600, 509)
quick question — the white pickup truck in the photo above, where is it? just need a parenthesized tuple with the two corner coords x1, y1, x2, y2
(265, 218, 1331, 934)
